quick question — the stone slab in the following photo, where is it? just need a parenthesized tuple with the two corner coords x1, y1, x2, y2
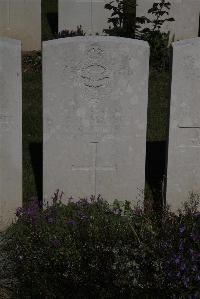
(0, 37, 22, 230)
(43, 36, 149, 204)
(0, 0, 41, 51)
(137, 0, 200, 41)
(59, 0, 111, 35)
(167, 38, 200, 210)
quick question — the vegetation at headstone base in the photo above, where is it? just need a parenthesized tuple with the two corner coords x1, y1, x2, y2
(104, 0, 174, 70)
(0, 193, 200, 298)
(57, 25, 86, 38)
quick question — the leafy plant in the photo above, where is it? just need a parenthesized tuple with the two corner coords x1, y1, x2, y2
(103, 0, 137, 38)
(57, 25, 85, 38)
(104, 0, 175, 70)
(1, 192, 200, 298)
(22, 51, 42, 73)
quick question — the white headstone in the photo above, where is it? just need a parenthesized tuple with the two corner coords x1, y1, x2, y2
(167, 38, 200, 210)
(43, 36, 149, 204)
(59, 0, 110, 35)
(137, 0, 200, 41)
(0, 37, 22, 230)
(0, 0, 41, 51)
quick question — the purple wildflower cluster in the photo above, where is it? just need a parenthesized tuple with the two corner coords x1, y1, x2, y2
(44, 206, 57, 224)
(15, 197, 39, 219)
(165, 219, 200, 294)
(65, 219, 76, 225)
(51, 238, 60, 247)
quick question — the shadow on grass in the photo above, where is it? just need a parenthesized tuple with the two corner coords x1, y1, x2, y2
(145, 141, 167, 210)
(29, 143, 43, 207)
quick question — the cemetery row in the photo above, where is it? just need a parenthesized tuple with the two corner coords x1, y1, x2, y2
(0, 35, 200, 230)
(0, 0, 200, 51)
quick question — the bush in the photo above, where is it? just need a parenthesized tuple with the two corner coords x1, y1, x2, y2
(1, 192, 200, 298)
(22, 52, 42, 73)
(57, 25, 85, 39)
(104, 0, 175, 70)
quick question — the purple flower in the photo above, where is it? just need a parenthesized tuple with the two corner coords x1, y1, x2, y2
(47, 217, 53, 224)
(65, 219, 76, 225)
(76, 210, 87, 220)
(195, 274, 200, 281)
(179, 226, 185, 234)
(179, 240, 184, 250)
(191, 233, 198, 242)
(27, 207, 34, 216)
(16, 207, 23, 217)
(175, 256, 181, 265)
(133, 207, 143, 215)
(112, 208, 120, 215)
(52, 239, 60, 247)
(190, 248, 194, 255)
(192, 264, 197, 272)
(194, 211, 200, 217)
(183, 276, 189, 288)
(180, 262, 186, 271)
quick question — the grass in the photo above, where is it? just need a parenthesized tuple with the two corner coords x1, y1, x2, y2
(23, 57, 42, 200)
(147, 68, 170, 142)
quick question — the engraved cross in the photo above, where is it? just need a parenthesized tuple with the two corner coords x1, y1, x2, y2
(71, 141, 116, 195)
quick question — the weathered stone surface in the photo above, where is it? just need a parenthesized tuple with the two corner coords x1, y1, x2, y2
(0, 0, 41, 51)
(43, 36, 149, 204)
(0, 37, 22, 230)
(137, 0, 200, 41)
(59, 0, 110, 35)
(167, 38, 200, 210)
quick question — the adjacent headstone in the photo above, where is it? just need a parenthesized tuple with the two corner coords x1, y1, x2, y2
(0, 37, 22, 230)
(167, 38, 200, 210)
(58, 0, 110, 35)
(43, 36, 149, 204)
(137, 0, 200, 41)
(0, 0, 41, 51)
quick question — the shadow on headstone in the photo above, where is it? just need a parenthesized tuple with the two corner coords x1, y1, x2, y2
(198, 14, 200, 37)
(29, 143, 43, 208)
(145, 141, 167, 211)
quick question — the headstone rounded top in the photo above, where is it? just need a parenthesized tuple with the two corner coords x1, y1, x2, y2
(172, 37, 200, 48)
(43, 36, 149, 49)
(0, 37, 21, 47)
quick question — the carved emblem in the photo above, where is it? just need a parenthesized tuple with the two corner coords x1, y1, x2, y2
(80, 63, 109, 88)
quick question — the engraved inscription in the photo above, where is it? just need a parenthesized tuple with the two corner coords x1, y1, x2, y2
(178, 126, 200, 147)
(87, 44, 104, 59)
(0, 114, 14, 131)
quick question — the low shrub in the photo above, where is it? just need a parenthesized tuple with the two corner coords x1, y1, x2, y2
(1, 192, 200, 298)
(22, 52, 42, 73)
(57, 25, 85, 39)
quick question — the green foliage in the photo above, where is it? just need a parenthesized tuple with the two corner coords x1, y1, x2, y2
(57, 25, 85, 38)
(138, 0, 175, 70)
(104, 0, 175, 70)
(23, 52, 42, 73)
(104, 0, 137, 38)
(1, 193, 200, 298)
